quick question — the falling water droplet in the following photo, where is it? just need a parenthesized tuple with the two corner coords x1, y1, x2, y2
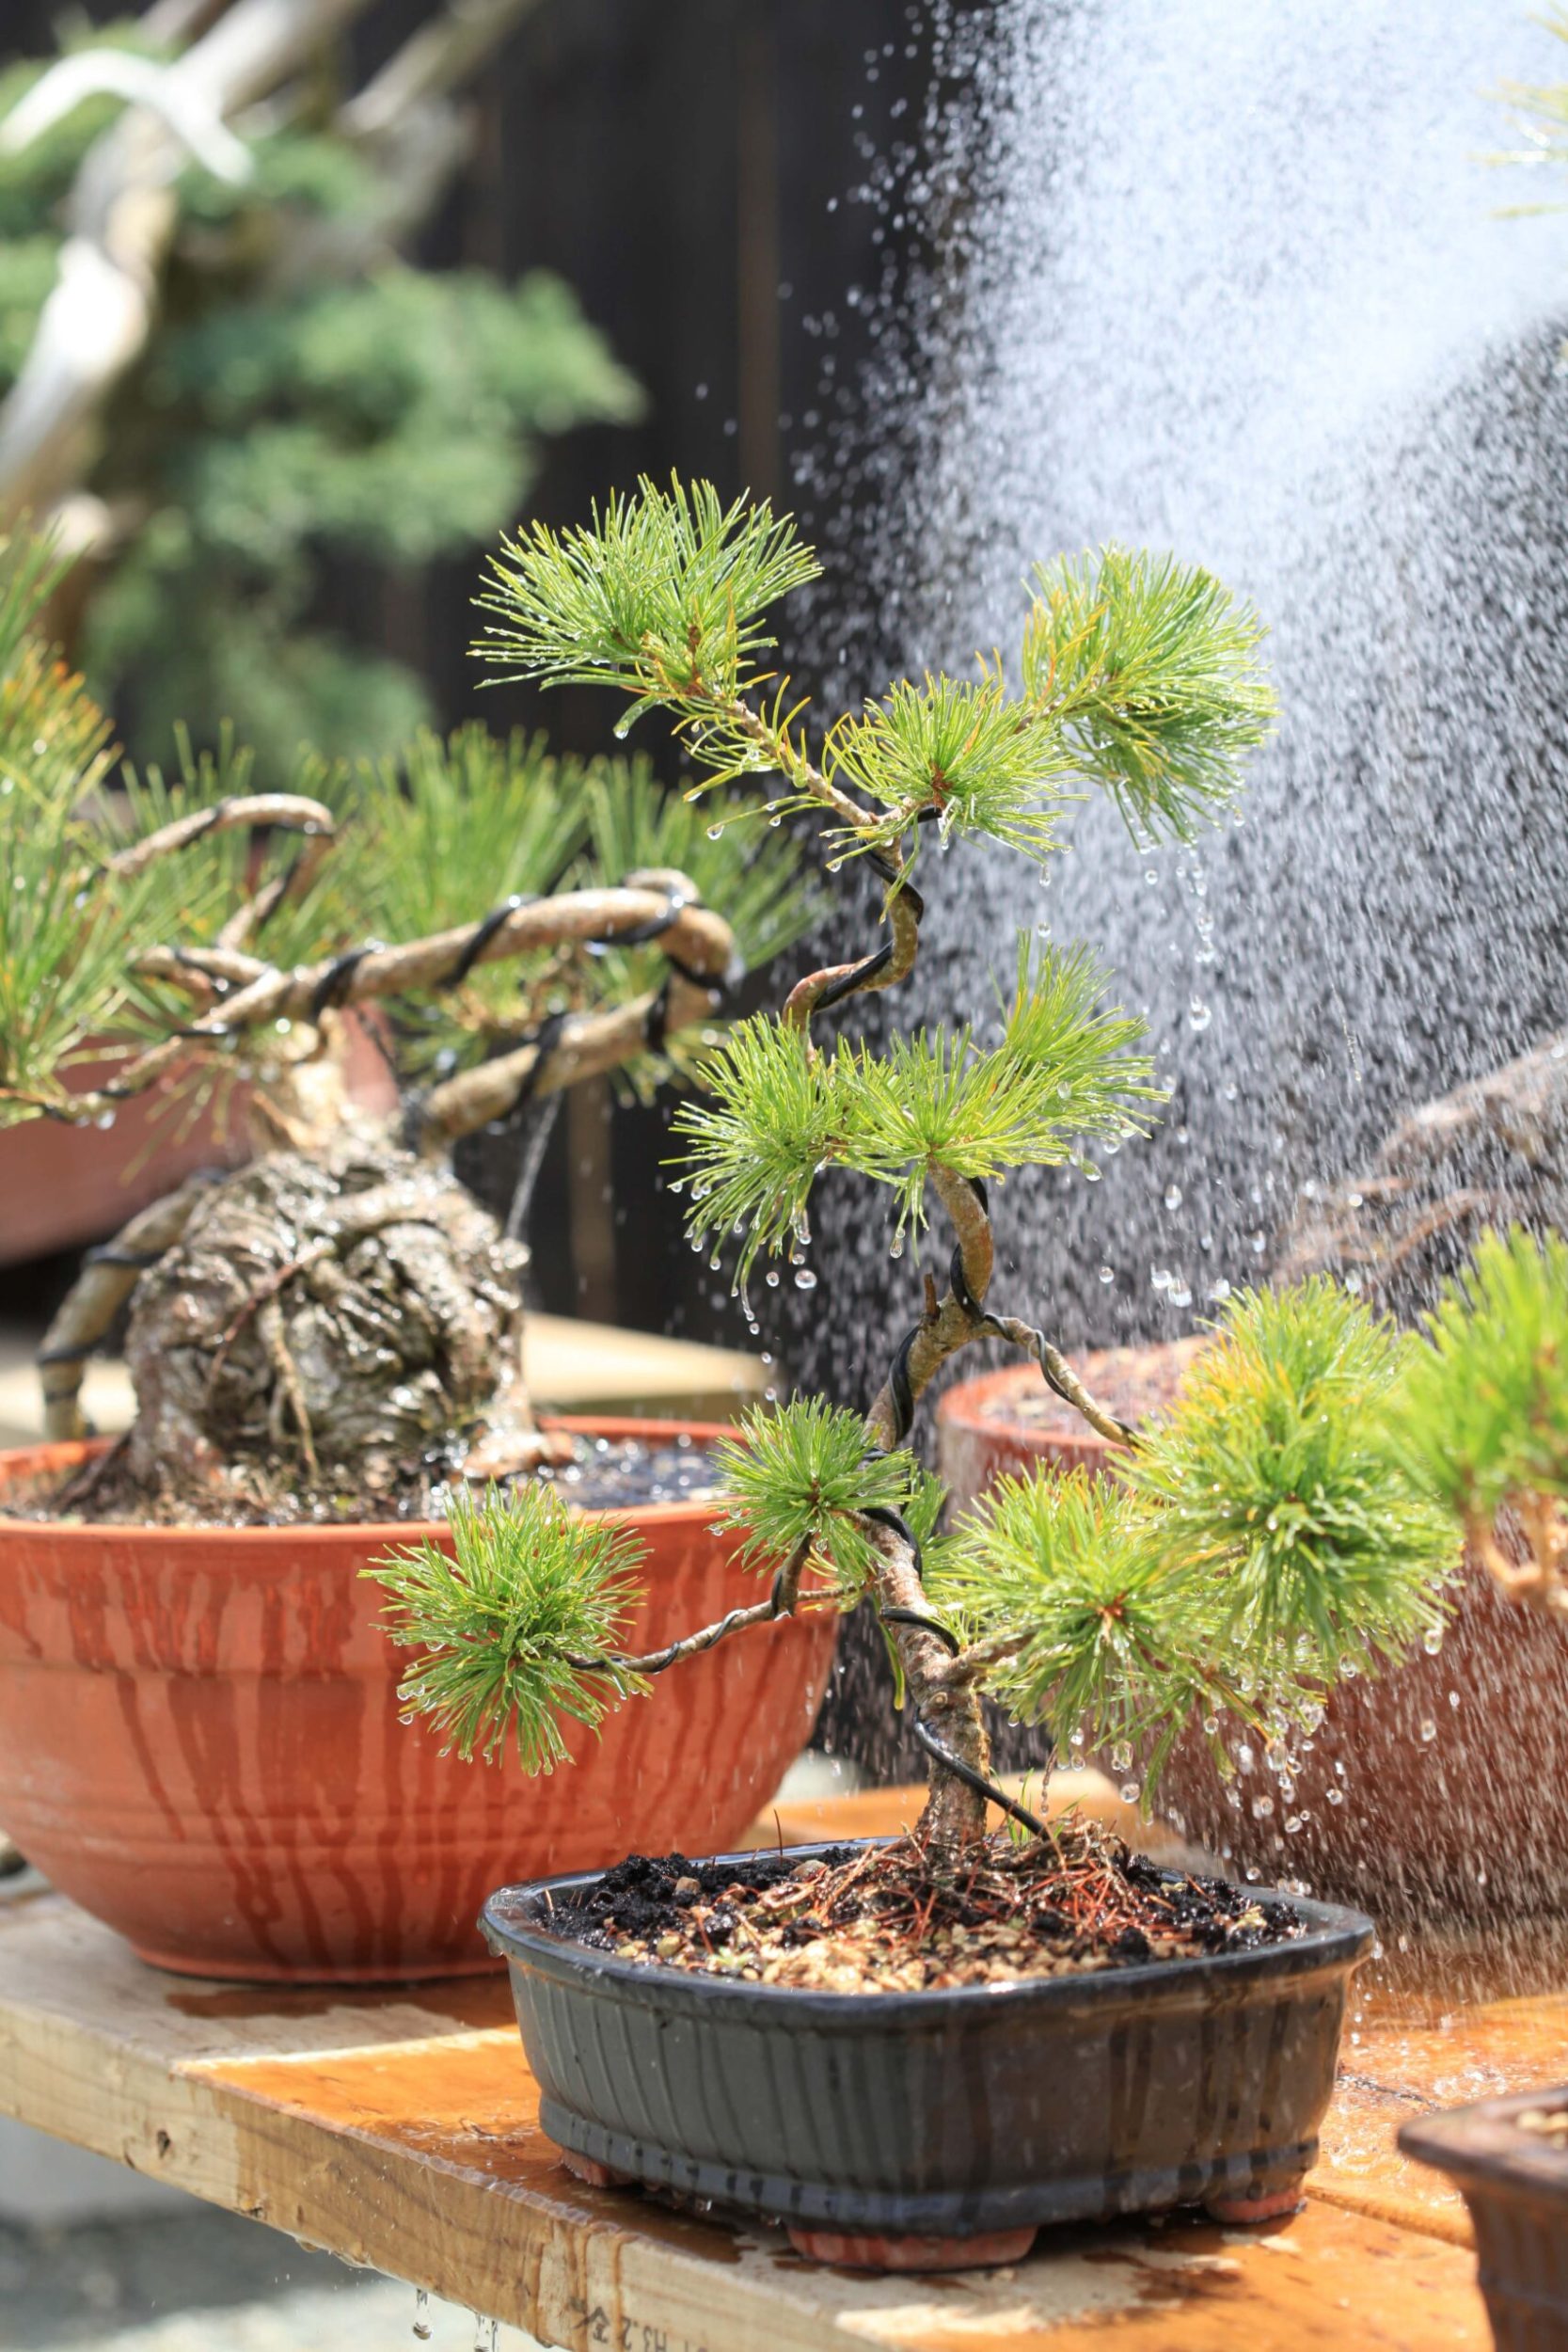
(1164, 1184, 1182, 1211)
(412, 2290, 432, 2341)
(794, 1268, 818, 1291)
(1187, 998, 1212, 1032)
(1098, 1263, 1114, 1284)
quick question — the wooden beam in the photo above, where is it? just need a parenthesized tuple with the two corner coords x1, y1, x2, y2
(0, 1788, 1542, 2348)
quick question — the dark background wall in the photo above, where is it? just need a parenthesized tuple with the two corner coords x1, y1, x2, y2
(4, 0, 939, 1347)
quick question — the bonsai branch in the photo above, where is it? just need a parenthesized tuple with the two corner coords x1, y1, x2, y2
(1471, 1501, 1568, 1616)
(568, 1537, 814, 1678)
(106, 791, 336, 879)
(87, 874, 734, 1113)
(416, 973, 721, 1151)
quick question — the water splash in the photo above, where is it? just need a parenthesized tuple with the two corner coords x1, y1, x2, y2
(800, 1, 1568, 1810)
(804, 0, 1568, 1381)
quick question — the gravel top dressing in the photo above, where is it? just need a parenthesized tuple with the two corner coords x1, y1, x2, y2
(539, 1829, 1310, 1995)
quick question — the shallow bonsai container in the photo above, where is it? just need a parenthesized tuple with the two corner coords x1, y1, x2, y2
(1400, 2087, 1568, 2351)
(481, 1838, 1373, 2269)
(0, 1424, 836, 1984)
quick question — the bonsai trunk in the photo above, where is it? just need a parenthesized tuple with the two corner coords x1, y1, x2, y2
(101, 1120, 553, 1513)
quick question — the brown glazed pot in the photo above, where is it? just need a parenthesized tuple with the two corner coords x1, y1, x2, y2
(1401, 2089, 1568, 2350)
(0, 1422, 837, 1982)
(937, 1344, 1568, 1921)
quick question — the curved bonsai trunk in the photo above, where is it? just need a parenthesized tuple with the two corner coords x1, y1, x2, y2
(110, 1121, 555, 1512)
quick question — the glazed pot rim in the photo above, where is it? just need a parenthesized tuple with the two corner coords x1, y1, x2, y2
(1400, 2083, 1568, 2195)
(0, 1417, 742, 1544)
(480, 1836, 1376, 2023)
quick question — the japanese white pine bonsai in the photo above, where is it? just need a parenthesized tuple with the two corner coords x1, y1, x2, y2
(0, 523, 815, 1514)
(374, 475, 1553, 1876)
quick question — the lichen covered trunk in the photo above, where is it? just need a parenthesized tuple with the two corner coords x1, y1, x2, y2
(119, 1123, 543, 1513)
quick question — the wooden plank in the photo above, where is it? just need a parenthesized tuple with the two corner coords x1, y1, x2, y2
(1310, 1973, 1568, 2245)
(0, 1889, 1492, 2350)
(5, 1790, 1559, 2348)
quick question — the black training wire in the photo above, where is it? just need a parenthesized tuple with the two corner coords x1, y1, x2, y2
(309, 945, 376, 1022)
(879, 1604, 959, 1655)
(442, 897, 531, 991)
(910, 1716, 1053, 1842)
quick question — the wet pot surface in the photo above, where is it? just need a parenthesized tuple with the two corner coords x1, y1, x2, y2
(0, 1429, 837, 1983)
(482, 1840, 1373, 2243)
(1401, 2089, 1568, 2352)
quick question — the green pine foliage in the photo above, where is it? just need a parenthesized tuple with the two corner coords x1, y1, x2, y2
(0, 537, 188, 1124)
(672, 944, 1158, 1280)
(476, 479, 1275, 863)
(929, 1284, 1459, 1778)
(476, 477, 822, 721)
(930, 1471, 1220, 1770)
(1021, 549, 1276, 843)
(0, 34, 641, 771)
(371, 1486, 651, 1772)
(1125, 1283, 1457, 1677)
(1382, 1228, 1568, 1525)
(824, 670, 1072, 863)
(709, 1399, 932, 1597)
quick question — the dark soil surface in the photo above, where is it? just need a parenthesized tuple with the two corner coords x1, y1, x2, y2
(981, 1338, 1208, 1438)
(0, 1434, 723, 1529)
(538, 1830, 1309, 1994)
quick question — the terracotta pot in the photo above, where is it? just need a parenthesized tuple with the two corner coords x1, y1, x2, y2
(936, 1343, 1208, 1510)
(938, 1343, 1568, 1921)
(0, 1423, 836, 1982)
(0, 1017, 396, 1266)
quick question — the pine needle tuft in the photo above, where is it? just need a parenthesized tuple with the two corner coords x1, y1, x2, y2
(369, 1486, 649, 1772)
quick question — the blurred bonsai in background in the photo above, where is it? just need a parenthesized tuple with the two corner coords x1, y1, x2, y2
(0, 0, 639, 772)
(0, 524, 815, 1515)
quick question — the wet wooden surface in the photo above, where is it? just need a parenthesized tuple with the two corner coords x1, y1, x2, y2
(3, 1788, 1559, 2350)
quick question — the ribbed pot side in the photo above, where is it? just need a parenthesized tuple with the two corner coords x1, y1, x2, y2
(0, 1428, 836, 1982)
(483, 1848, 1372, 2243)
(1401, 2090, 1568, 2352)
(938, 1347, 1568, 1922)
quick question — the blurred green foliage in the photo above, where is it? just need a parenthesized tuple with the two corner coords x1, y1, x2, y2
(0, 28, 641, 773)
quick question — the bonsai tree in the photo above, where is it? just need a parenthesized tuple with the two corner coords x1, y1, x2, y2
(372, 475, 1472, 1868)
(0, 2, 639, 771)
(0, 525, 815, 1513)
(1381, 1226, 1568, 1617)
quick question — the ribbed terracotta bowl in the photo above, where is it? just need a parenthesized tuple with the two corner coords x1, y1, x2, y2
(0, 1422, 837, 1981)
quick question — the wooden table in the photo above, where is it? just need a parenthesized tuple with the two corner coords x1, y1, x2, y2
(3, 1786, 1560, 2352)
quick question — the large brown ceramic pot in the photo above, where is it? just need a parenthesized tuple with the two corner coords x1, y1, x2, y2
(938, 1345, 1568, 1920)
(0, 1422, 837, 1981)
